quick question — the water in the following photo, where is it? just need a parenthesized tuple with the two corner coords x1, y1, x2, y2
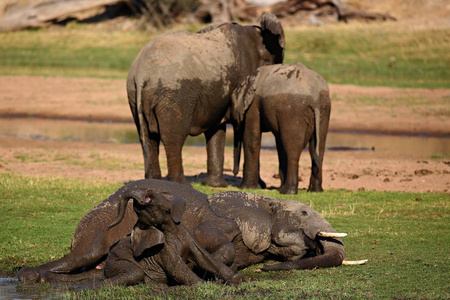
(0, 277, 69, 299)
(1, 117, 449, 158)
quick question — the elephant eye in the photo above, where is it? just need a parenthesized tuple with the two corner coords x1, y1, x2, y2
(301, 210, 308, 216)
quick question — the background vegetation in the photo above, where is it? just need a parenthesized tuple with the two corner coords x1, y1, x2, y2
(1, 174, 448, 299)
(0, 21, 449, 88)
(0, 5, 449, 298)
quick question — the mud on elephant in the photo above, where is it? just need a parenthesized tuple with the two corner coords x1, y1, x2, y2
(231, 63, 331, 194)
(18, 180, 363, 285)
(207, 191, 349, 271)
(40, 189, 242, 287)
(17, 179, 240, 284)
(128, 13, 285, 187)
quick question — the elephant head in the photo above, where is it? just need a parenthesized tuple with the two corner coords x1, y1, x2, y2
(108, 187, 187, 257)
(207, 192, 346, 270)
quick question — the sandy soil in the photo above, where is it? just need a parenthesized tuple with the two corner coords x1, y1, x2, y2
(0, 76, 449, 193)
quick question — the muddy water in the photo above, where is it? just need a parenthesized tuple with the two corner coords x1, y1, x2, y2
(1, 117, 449, 158)
(0, 277, 70, 299)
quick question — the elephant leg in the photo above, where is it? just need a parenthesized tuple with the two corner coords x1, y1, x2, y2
(308, 104, 330, 192)
(241, 108, 265, 189)
(278, 130, 305, 195)
(18, 249, 107, 283)
(129, 87, 162, 180)
(162, 141, 189, 185)
(40, 268, 104, 284)
(275, 135, 287, 186)
(143, 132, 162, 180)
(193, 220, 240, 266)
(202, 124, 228, 187)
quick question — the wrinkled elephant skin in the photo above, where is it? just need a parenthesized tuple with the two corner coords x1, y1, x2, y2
(128, 13, 285, 187)
(17, 179, 237, 284)
(231, 63, 331, 194)
(207, 191, 345, 271)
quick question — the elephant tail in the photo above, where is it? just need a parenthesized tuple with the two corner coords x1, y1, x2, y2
(233, 124, 243, 176)
(135, 79, 147, 146)
(313, 106, 321, 157)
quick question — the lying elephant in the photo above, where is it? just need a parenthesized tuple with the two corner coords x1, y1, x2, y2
(18, 179, 239, 283)
(18, 179, 357, 284)
(42, 189, 242, 286)
(230, 62, 331, 194)
(207, 192, 346, 271)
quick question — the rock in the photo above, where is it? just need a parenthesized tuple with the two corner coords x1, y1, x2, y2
(414, 169, 433, 176)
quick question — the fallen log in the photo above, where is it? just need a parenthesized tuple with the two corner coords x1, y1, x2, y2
(0, 0, 131, 32)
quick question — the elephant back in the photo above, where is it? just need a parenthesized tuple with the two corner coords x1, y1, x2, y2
(207, 192, 277, 254)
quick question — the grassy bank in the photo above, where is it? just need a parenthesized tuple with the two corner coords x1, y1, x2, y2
(0, 22, 449, 88)
(1, 173, 448, 299)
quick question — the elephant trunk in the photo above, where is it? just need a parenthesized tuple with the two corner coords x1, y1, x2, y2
(261, 238, 345, 271)
(108, 187, 145, 229)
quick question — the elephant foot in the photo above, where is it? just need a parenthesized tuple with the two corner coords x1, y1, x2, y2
(279, 184, 298, 195)
(169, 175, 192, 186)
(241, 177, 266, 190)
(202, 175, 228, 188)
(17, 267, 41, 283)
(307, 183, 324, 192)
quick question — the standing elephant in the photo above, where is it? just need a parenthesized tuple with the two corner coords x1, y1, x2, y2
(207, 191, 346, 271)
(127, 13, 285, 187)
(230, 63, 331, 194)
(18, 179, 239, 284)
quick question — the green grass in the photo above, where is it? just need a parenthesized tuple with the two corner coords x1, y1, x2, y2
(1, 173, 449, 299)
(284, 23, 450, 88)
(0, 22, 449, 87)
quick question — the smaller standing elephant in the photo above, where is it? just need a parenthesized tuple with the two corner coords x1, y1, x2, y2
(231, 62, 331, 194)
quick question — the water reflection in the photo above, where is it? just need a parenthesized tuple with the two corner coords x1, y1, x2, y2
(0, 277, 68, 299)
(1, 117, 448, 158)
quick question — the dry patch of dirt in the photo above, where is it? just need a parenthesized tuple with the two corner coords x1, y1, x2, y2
(0, 76, 449, 193)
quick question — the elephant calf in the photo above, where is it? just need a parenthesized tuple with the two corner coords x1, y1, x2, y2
(101, 188, 242, 286)
(231, 62, 331, 194)
(41, 188, 242, 287)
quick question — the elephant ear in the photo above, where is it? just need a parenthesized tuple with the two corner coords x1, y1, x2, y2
(170, 195, 186, 224)
(131, 225, 165, 257)
(157, 192, 186, 224)
(231, 69, 261, 126)
(207, 192, 272, 254)
(260, 13, 285, 64)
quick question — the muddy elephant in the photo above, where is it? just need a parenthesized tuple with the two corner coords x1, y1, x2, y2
(18, 179, 239, 284)
(207, 192, 346, 271)
(41, 189, 242, 287)
(18, 181, 349, 284)
(230, 63, 331, 194)
(128, 13, 285, 187)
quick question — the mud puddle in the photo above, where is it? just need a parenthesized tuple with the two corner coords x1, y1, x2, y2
(1, 117, 449, 158)
(0, 277, 70, 299)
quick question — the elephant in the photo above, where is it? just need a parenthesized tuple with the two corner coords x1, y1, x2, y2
(127, 13, 285, 187)
(207, 191, 346, 271)
(41, 189, 242, 287)
(230, 62, 332, 194)
(18, 179, 240, 284)
(18, 180, 352, 285)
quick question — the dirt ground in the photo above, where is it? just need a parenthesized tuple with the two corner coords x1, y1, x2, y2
(0, 76, 449, 193)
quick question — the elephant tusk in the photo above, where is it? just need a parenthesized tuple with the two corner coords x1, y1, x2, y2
(317, 231, 347, 238)
(342, 259, 369, 265)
